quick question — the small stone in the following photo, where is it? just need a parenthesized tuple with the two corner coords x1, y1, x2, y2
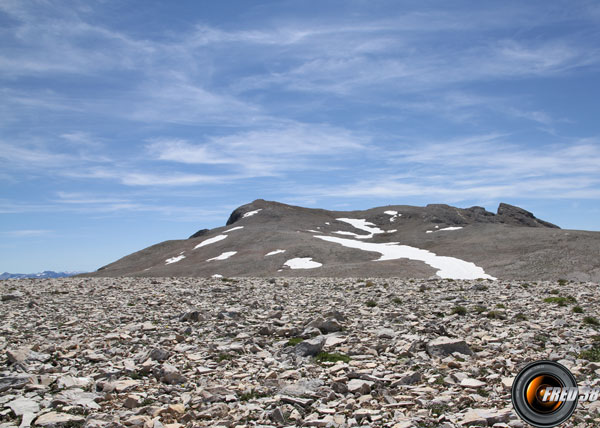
(294, 336, 325, 357)
(460, 378, 486, 389)
(34, 412, 85, 428)
(347, 379, 374, 395)
(376, 328, 395, 339)
(148, 348, 171, 362)
(270, 408, 285, 424)
(157, 364, 187, 385)
(123, 395, 141, 409)
(6, 348, 50, 365)
(426, 337, 473, 358)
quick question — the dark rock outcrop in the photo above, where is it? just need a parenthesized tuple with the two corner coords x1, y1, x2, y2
(189, 229, 209, 239)
(497, 203, 560, 228)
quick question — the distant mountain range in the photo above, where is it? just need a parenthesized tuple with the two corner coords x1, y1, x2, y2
(84, 199, 600, 281)
(0, 271, 84, 280)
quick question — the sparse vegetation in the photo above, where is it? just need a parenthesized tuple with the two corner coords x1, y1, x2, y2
(315, 351, 350, 364)
(583, 316, 600, 326)
(451, 306, 467, 316)
(579, 346, 600, 362)
(286, 337, 303, 347)
(365, 299, 377, 307)
(543, 296, 576, 306)
(473, 305, 487, 314)
(392, 297, 402, 305)
(513, 312, 528, 321)
(216, 353, 234, 362)
(573, 306, 584, 313)
(486, 310, 506, 320)
(558, 279, 568, 286)
(239, 390, 270, 401)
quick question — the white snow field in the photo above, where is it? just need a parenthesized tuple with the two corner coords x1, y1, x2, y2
(165, 254, 185, 264)
(243, 209, 262, 218)
(265, 249, 286, 256)
(224, 226, 244, 232)
(314, 235, 495, 280)
(207, 251, 237, 261)
(194, 234, 228, 249)
(284, 257, 323, 269)
(426, 226, 464, 233)
(211, 274, 223, 278)
(336, 218, 385, 239)
(384, 210, 401, 222)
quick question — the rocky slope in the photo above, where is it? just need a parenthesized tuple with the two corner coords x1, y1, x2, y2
(87, 200, 600, 281)
(1, 277, 600, 427)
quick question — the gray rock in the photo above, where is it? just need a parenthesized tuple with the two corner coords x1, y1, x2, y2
(6, 397, 39, 428)
(2, 293, 22, 302)
(34, 412, 85, 428)
(392, 371, 421, 386)
(426, 337, 473, 357)
(147, 348, 171, 362)
(347, 379, 374, 395)
(6, 348, 50, 365)
(179, 311, 202, 322)
(294, 336, 325, 357)
(306, 317, 342, 334)
(157, 363, 187, 385)
(0, 375, 34, 393)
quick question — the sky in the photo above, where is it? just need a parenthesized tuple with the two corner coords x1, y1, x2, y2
(1, 0, 600, 273)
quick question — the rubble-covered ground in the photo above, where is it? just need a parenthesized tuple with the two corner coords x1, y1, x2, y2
(1, 277, 600, 428)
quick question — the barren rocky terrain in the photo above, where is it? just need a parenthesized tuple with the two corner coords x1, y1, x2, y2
(88, 200, 600, 282)
(2, 277, 600, 427)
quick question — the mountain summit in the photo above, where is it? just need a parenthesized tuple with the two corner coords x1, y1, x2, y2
(87, 200, 599, 281)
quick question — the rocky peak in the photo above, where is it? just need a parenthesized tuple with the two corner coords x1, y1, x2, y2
(496, 203, 559, 229)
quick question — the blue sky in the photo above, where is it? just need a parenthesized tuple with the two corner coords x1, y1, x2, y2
(1, 1, 600, 273)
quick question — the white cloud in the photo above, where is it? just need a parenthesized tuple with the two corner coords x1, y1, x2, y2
(147, 123, 369, 175)
(292, 137, 600, 202)
(2, 229, 51, 237)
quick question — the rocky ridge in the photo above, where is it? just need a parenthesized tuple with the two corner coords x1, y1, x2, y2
(88, 200, 600, 281)
(2, 277, 600, 427)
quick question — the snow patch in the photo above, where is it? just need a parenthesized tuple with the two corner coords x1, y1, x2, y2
(265, 249, 286, 256)
(307, 229, 321, 233)
(387, 229, 397, 233)
(284, 257, 323, 269)
(212, 274, 223, 278)
(427, 226, 464, 234)
(207, 251, 237, 261)
(194, 235, 227, 249)
(333, 231, 363, 237)
(243, 209, 262, 218)
(384, 210, 398, 216)
(224, 226, 244, 232)
(314, 235, 495, 280)
(336, 218, 385, 239)
(165, 255, 185, 265)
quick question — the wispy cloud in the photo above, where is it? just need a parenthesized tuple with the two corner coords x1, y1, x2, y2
(147, 123, 369, 175)
(290, 136, 600, 202)
(2, 229, 52, 237)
